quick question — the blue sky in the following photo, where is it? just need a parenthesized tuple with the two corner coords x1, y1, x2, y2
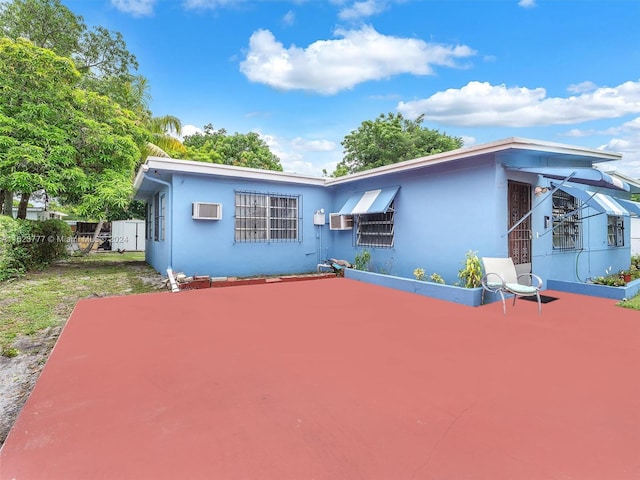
(63, 0, 640, 178)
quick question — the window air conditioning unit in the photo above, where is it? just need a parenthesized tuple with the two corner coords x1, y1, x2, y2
(192, 202, 222, 220)
(329, 213, 353, 230)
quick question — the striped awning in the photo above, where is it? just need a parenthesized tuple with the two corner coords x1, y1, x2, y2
(507, 167, 630, 192)
(615, 198, 640, 217)
(555, 185, 628, 216)
(338, 186, 399, 215)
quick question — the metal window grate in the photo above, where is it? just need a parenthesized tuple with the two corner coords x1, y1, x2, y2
(235, 191, 300, 242)
(607, 216, 624, 247)
(355, 201, 395, 248)
(552, 190, 583, 250)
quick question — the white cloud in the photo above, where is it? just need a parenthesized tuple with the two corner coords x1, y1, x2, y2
(282, 10, 295, 26)
(397, 80, 640, 127)
(111, 0, 156, 16)
(518, 0, 536, 8)
(239, 26, 476, 94)
(258, 132, 340, 175)
(183, 0, 246, 9)
(338, 0, 388, 20)
(567, 81, 598, 94)
(291, 138, 338, 152)
(598, 137, 640, 179)
(178, 124, 204, 140)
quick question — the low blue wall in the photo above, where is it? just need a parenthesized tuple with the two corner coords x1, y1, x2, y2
(344, 269, 497, 307)
(548, 278, 640, 301)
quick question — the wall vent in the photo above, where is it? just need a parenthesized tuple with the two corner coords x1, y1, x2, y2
(329, 213, 353, 230)
(192, 202, 222, 220)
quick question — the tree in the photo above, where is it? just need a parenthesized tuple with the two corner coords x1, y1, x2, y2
(184, 124, 283, 171)
(0, 38, 81, 218)
(0, 0, 142, 110)
(334, 113, 463, 176)
(0, 0, 83, 57)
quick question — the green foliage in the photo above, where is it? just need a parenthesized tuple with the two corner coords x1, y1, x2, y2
(0, 38, 80, 201)
(0, 218, 71, 281)
(183, 124, 283, 171)
(413, 267, 426, 281)
(334, 113, 463, 176)
(0, 0, 84, 56)
(354, 249, 372, 271)
(458, 250, 483, 288)
(430, 273, 445, 284)
(591, 274, 625, 287)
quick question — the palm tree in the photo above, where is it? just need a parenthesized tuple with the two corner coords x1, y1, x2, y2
(144, 114, 186, 158)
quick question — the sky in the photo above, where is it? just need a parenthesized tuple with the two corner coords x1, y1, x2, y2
(61, 0, 640, 178)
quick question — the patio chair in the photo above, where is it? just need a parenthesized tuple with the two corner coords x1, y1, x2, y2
(481, 257, 543, 315)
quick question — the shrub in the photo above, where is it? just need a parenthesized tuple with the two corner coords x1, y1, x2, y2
(0, 218, 71, 281)
(458, 250, 483, 288)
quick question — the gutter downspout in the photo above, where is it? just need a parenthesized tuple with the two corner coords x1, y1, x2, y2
(142, 171, 173, 274)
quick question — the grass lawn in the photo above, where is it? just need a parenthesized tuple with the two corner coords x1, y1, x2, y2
(0, 251, 164, 356)
(619, 293, 640, 310)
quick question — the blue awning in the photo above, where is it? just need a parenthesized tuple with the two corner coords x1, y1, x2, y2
(338, 186, 399, 215)
(507, 167, 630, 192)
(555, 185, 628, 216)
(615, 198, 640, 217)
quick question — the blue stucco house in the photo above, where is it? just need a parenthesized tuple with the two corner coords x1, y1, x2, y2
(133, 137, 640, 288)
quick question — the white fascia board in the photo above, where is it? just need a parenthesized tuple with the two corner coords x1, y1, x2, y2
(325, 137, 623, 186)
(136, 156, 327, 188)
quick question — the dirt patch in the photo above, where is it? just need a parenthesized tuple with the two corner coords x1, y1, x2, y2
(0, 327, 62, 446)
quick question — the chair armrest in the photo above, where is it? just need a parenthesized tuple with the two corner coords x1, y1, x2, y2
(482, 273, 505, 291)
(516, 273, 543, 289)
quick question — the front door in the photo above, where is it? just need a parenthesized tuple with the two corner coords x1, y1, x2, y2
(508, 181, 532, 279)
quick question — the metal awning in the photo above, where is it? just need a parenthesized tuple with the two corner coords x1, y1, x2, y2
(555, 185, 628, 216)
(507, 167, 630, 191)
(615, 198, 640, 217)
(338, 186, 399, 215)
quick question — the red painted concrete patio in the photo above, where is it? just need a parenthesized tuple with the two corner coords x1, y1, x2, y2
(1, 277, 639, 480)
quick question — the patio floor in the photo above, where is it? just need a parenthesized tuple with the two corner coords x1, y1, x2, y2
(1, 278, 639, 480)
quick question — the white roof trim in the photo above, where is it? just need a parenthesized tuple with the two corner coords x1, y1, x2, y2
(133, 137, 623, 191)
(325, 137, 623, 186)
(134, 156, 327, 190)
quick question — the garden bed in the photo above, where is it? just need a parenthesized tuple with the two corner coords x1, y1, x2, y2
(548, 277, 640, 301)
(344, 269, 499, 307)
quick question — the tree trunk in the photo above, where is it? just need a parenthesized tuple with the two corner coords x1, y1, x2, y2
(16, 192, 30, 219)
(0, 190, 4, 215)
(2, 190, 13, 217)
(81, 218, 105, 254)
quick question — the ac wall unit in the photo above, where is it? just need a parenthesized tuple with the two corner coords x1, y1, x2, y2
(329, 213, 353, 230)
(192, 202, 222, 220)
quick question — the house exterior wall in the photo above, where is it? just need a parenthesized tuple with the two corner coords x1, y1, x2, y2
(138, 142, 634, 287)
(326, 156, 501, 284)
(503, 169, 632, 284)
(163, 173, 332, 278)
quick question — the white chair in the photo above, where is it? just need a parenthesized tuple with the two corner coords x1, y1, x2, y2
(481, 257, 543, 315)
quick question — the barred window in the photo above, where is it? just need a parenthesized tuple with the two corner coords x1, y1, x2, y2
(235, 191, 299, 242)
(153, 193, 165, 241)
(552, 190, 582, 250)
(607, 216, 624, 247)
(356, 201, 395, 248)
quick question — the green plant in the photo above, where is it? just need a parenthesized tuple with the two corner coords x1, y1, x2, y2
(458, 250, 483, 288)
(429, 273, 445, 284)
(354, 249, 371, 271)
(592, 274, 625, 287)
(413, 267, 426, 281)
(1, 346, 19, 358)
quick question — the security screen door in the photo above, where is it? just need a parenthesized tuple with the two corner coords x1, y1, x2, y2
(508, 181, 532, 279)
